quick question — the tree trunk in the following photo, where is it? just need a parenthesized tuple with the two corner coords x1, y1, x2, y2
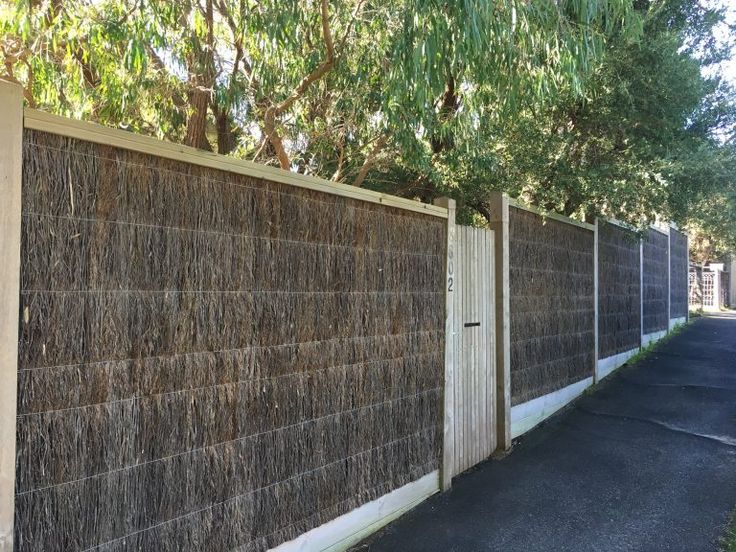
(185, 88, 212, 150)
(216, 109, 237, 155)
(184, 0, 214, 151)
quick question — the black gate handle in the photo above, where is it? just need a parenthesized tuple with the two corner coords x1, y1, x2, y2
(464, 322, 481, 328)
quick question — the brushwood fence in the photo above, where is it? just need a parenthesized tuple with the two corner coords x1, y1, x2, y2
(642, 228, 670, 342)
(502, 203, 688, 439)
(2, 86, 449, 552)
(597, 221, 641, 379)
(0, 80, 692, 552)
(508, 206, 595, 406)
(669, 229, 688, 322)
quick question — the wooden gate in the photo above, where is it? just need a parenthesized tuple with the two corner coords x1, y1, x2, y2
(451, 226, 496, 476)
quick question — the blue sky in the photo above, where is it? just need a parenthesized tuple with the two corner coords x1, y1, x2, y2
(710, 1, 736, 85)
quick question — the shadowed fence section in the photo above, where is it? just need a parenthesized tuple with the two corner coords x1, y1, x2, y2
(669, 229, 688, 321)
(508, 206, 595, 407)
(642, 228, 670, 338)
(597, 221, 641, 364)
(15, 129, 446, 551)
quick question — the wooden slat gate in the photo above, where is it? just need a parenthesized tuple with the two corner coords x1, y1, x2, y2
(451, 226, 496, 476)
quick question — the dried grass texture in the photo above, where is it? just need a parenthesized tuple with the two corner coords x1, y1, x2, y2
(669, 229, 688, 318)
(509, 207, 595, 406)
(16, 130, 445, 552)
(642, 229, 669, 333)
(598, 221, 641, 358)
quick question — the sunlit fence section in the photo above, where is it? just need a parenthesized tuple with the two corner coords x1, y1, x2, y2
(14, 126, 446, 552)
(0, 80, 693, 552)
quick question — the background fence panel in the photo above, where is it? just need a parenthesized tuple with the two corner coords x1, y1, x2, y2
(703, 271, 716, 308)
(721, 272, 730, 308)
(508, 207, 595, 406)
(642, 229, 670, 335)
(669, 229, 688, 321)
(597, 221, 641, 360)
(15, 129, 446, 551)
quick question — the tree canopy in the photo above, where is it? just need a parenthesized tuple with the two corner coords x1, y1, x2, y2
(2, 0, 735, 255)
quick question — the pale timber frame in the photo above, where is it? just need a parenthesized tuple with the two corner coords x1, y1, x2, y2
(23, 109, 447, 219)
(486, 192, 511, 451)
(450, 225, 496, 477)
(434, 197, 456, 490)
(0, 80, 23, 552)
(593, 219, 600, 382)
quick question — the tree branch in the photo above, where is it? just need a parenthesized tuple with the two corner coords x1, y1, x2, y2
(263, 107, 291, 169)
(145, 45, 188, 110)
(353, 134, 387, 187)
(270, 0, 335, 117)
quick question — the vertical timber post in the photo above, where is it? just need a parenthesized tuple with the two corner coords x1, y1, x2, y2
(686, 234, 690, 322)
(434, 197, 456, 491)
(593, 219, 599, 382)
(730, 256, 736, 310)
(667, 226, 672, 329)
(487, 192, 511, 452)
(0, 79, 23, 552)
(640, 237, 644, 349)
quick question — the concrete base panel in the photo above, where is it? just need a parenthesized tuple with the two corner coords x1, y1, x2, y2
(269, 471, 440, 552)
(642, 329, 668, 347)
(510, 377, 594, 439)
(669, 317, 686, 330)
(597, 348, 640, 382)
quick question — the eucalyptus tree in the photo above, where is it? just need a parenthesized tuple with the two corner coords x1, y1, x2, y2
(1, 0, 640, 179)
(462, 0, 736, 235)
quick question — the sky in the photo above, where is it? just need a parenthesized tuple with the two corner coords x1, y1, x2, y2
(709, 1, 736, 85)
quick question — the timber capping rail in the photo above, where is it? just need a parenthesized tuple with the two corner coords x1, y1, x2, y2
(23, 109, 448, 219)
(506, 196, 596, 232)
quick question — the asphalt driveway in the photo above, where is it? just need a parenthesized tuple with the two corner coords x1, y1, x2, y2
(354, 313, 736, 552)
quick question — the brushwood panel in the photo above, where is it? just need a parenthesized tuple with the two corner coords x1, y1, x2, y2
(509, 207, 595, 406)
(598, 221, 641, 358)
(669, 229, 688, 319)
(15, 129, 445, 552)
(643, 229, 669, 333)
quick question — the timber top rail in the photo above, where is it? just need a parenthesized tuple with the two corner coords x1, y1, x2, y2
(23, 108, 448, 219)
(507, 196, 596, 232)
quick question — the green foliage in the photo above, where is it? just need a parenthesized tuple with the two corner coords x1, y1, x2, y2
(723, 508, 736, 552)
(2, 0, 735, 251)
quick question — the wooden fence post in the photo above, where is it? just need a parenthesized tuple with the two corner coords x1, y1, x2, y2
(0, 79, 23, 552)
(667, 226, 672, 326)
(640, 238, 644, 348)
(434, 197, 456, 491)
(593, 219, 599, 382)
(685, 234, 698, 322)
(487, 192, 511, 452)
